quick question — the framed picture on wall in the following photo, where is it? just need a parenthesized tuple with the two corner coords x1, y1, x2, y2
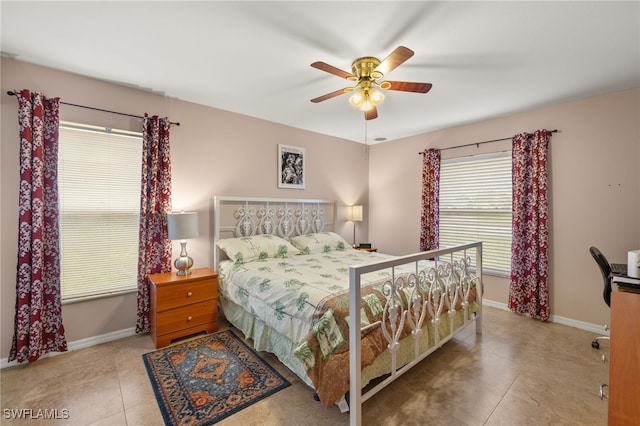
(278, 144, 305, 189)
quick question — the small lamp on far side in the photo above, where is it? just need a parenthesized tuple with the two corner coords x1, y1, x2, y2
(349, 205, 363, 248)
(167, 211, 199, 276)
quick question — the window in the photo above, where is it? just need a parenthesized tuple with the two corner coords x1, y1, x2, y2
(439, 152, 512, 275)
(58, 122, 142, 301)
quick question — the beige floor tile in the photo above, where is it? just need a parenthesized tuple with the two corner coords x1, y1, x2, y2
(502, 367, 607, 424)
(0, 306, 609, 425)
(123, 398, 164, 425)
(486, 389, 606, 426)
(1, 374, 123, 426)
(87, 410, 127, 426)
(118, 364, 158, 411)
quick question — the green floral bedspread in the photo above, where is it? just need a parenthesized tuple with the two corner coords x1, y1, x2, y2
(218, 248, 477, 406)
(218, 248, 395, 347)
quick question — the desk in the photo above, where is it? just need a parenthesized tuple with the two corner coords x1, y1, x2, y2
(608, 290, 640, 425)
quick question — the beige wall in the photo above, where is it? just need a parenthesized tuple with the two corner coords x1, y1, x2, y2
(369, 88, 640, 328)
(2, 57, 638, 361)
(0, 58, 369, 359)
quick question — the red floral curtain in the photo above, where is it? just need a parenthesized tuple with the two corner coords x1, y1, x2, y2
(419, 148, 441, 251)
(508, 129, 550, 321)
(10, 89, 68, 363)
(136, 115, 172, 333)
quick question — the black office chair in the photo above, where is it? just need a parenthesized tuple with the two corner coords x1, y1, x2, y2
(590, 247, 613, 307)
(589, 246, 613, 349)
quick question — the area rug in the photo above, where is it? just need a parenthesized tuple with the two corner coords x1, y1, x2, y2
(143, 329, 290, 425)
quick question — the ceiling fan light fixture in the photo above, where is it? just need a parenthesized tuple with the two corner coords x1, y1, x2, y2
(349, 87, 365, 109)
(360, 99, 373, 112)
(369, 87, 384, 105)
(350, 87, 384, 112)
(349, 86, 384, 112)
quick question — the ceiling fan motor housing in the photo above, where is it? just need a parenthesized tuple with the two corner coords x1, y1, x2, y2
(351, 57, 383, 80)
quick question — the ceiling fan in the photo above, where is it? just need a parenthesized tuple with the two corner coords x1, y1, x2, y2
(310, 46, 432, 120)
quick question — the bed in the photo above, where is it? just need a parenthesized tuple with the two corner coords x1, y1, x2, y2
(213, 196, 483, 425)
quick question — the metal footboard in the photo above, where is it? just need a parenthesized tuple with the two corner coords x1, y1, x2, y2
(348, 242, 483, 426)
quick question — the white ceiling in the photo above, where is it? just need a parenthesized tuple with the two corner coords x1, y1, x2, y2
(2, 1, 639, 144)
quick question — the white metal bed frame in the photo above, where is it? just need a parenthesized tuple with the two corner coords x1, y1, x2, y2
(348, 242, 483, 425)
(212, 196, 483, 426)
(213, 195, 336, 267)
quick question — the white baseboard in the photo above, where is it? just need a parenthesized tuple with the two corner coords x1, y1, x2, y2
(482, 299, 608, 335)
(1, 302, 607, 369)
(1, 327, 137, 369)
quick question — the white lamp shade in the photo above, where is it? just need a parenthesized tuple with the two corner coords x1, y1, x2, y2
(350, 205, 363, 222)
(167, 212, 199, 240)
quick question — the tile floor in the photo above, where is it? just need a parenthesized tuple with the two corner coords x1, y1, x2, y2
(1, 306, 608, 425)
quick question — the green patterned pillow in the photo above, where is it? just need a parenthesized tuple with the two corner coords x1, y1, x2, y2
(289, 232, 352, 254)
(217, 234, 300, 264)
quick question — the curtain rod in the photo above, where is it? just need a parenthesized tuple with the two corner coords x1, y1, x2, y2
(7, 90, 180, 126)
(418, 129, 559, 155)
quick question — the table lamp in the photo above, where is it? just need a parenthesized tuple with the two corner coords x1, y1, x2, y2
(349, 205, 363, 247)
(167, 211, 199, 276)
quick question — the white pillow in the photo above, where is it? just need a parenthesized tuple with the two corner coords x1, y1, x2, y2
(217, 234, 300, 264)
(289, 232, 351, 254)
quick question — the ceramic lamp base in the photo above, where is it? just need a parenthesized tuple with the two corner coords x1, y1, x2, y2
(174, 241, 194, 276)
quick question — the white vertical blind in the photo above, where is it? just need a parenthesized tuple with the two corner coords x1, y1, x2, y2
(58, 122, 142, 301)
(439, 152, 512, 275)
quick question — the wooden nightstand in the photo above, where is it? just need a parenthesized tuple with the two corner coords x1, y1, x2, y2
(148, 267, 218, 348)
(356, 247, 378, 252)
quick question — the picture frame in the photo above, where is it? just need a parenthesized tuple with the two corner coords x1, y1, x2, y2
(278, 144, 305, 189)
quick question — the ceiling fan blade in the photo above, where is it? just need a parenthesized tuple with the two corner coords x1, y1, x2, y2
(311, 61, 354, 80)
(364, 107, 378, 120)
(311, 88, 350, 103)
(383, 81, 432, 93)
(374, 46, 415, 76)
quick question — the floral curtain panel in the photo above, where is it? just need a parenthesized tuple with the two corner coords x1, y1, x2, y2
(419, 148, 441, 251)
(10, 89, 68, 363)
(508, 129, 551, 321)
(136, 115, 172, 333)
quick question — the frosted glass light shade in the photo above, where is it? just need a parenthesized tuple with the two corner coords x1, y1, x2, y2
(349, 88, 365, 109)
(349, 88, 383, 112)
(167, 212, 198, 240)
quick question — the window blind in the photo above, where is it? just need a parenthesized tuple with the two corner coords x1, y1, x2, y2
(58, 122, 142, 301)
(439, 152, 512, 275)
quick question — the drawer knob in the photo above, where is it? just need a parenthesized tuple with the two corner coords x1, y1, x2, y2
(187, 291, 193, 297)
(187, 316, 193, 321)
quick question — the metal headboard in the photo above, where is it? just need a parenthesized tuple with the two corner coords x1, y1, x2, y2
(213, 196, 336, 268)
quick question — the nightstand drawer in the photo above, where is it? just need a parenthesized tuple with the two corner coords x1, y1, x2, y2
(155, 278, 217, 311)
(156, 299, 217, 332)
